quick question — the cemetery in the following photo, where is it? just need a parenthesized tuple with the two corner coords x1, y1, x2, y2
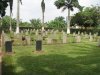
(0, 0, 100, 75)
(0, 29, 100, 75)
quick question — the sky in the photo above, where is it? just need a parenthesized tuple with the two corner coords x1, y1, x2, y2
(6, 0, 100, 22)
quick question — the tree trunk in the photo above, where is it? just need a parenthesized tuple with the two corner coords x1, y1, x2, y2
(9, 11, 12, 32)
(0, 27, 2, 75)
(0, 34, 2, 75)
(67, 8, 70, 34)
(16, 0, 20, 34)
(0, 51, 2, 75)
(42, 11, 44, 31)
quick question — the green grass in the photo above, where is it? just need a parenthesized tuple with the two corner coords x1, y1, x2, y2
(2, 41, 100, 75)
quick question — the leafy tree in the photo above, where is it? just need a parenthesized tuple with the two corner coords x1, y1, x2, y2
(70, 12, 85, 27)
(2, 16, 16, 32)
(30, 19, 41, 29)
(20, 22, 31, 27)
(47, 16, 66, 29)
(54, 0, 82, 34)
(0, 0, 22, 32)
(71, 6, 100, 29)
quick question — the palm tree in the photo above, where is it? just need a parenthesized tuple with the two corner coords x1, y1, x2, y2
(41, 0, 45, 31)
(9, 0, 13, 32)
(16, 0, 22, 34)
(55, 0, 83, 34)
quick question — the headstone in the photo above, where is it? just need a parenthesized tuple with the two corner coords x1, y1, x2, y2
(78, 31, 80, 35)
(52, 31, 58, 44)
(81, 32, 84, 36)
(94, 32, 98, 42)
(89, 32, 93, 42)
(84, 33, 89, 39)
(45, 31, 48, 36)
(4, 33, 11, 42)
(62, 31, 67, 44)
(89, 35, 93, 42)
(42, 30, 46, 39)
(26, 35, 31, 45)
(36, 32, 42, 41)
(35, 29, 39, 36)
(73, 32, 76, 37)
(21, 30, 24, 34)
(97, 37, 100, 47)
(25, 30, 29, 36)
(76, 35, 81, 43)
(13, 33, 22, 45)
(46, 32, 52, 44)
(46, 37, 52, 44)
(22, 35, 26, 45)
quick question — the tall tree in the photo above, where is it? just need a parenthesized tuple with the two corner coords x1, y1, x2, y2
(16, 0, 22, 34)
(54, 0, 82, 34)
(9, 0, 13, 32)
(41, 0, 45, 31)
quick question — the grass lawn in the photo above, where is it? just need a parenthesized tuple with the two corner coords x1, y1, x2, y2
(2, 41, 100, 75)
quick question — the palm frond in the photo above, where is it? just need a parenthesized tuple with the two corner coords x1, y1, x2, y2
(20, 0, 22, 4)
(66, 0, 72, 4)
(62, 6, 67, 12)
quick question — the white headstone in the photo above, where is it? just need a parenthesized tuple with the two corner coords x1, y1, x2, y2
(62, 31, 67, 43)
(89, 32, 93, 42)
(76, 35, 81, 43)
(97, 37, 100, 47)
(26, 35, 31, 45)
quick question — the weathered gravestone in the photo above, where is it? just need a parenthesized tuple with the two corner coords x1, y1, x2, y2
(46, 32, 52, 44)
(73, 32, 76, 37)
(26, 35, 31, 45)
(84, 33, 89, 39)
(97, 37, 100, 47)
(93, 32, 98, 42)
(13, 33, 22, 45)
(62, 31, 67, 44)
(22, 35, 26, 45)
(89, 32, 93, 42)
(78, 31, 80, 35)
(81, 32, 84, 37)
(52, 30, 58, 44)
(35, 29, 39, 36)
(72, 32, 76, 43)
(75, 34, 81, 43)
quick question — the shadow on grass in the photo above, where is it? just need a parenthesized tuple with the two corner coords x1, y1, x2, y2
(16, 52, 100, 75)
(2, 55, 16, 75)
(2, 42, 100, 75)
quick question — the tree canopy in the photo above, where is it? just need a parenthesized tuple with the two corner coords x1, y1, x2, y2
(0, 0, 22, 17)
(54, 0, 83, 11)
(30, 19, 41, 28)
(0, 0, 8, 17)
(71, 6, 100, 28)
(47, 16, 66, 29)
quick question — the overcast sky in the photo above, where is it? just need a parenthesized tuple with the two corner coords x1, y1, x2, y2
(6, 0, 100, 22)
